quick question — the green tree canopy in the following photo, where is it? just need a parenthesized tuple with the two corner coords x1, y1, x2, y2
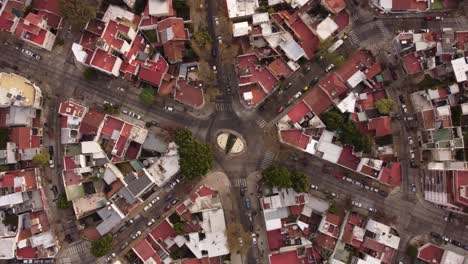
(0, 128, 10, 149)
(337, 121, 372, 153)
(321, 110, 344, 131)
(57, 193, 72, 209)
(32, 153, 50, 165)
(83, 68, 97, 80)
(139, 88, 155, 106)
(91, 234, 113, 257)
(175, 129, 213, 179)
(262, 165, 292, 188)
(290, 171, 309, 193)
(192, 29, 211, 47)
(173, 222, 185, 234)
(60, 0, 96, 29)
(376, 98, 395, 115)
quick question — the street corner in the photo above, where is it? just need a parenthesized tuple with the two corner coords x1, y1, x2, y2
(186, 100, 216, 119)
(247, 171, 263, 182)
(202, 170, 231, 190)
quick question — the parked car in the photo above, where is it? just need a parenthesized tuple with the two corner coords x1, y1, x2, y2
(451, 240, 462, 247)
(284, 82, 293, 90)
(131, 231, 142, 240)
(430, 232, 441, 239)
(351, 201, 362, 207)
(411, 184, 416, 192)
(49, 159, 54, 168)
(121, 109, 129, 115)
(408, 136, 413, 145)
(117, 87, 125, 92)
(143, 203, 152, 211)
(310, 184, 318, 190)
(330, 192, 337, 197)
(442, 236, 451, 243)
(310, 77, 319, 85)
(293, 91, 302, 99)
(368, 207, 377, 213)
(164, 106, 174, 112)
(151, 197, 160, 204)
(245, 197, 251, 209)
(211, 46, 217, 57)
(147, 218, 156, 226)
(325, 64, 335, 72)
(251, 233, 257, 245)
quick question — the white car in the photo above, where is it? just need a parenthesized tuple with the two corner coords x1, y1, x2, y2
(293, 91, 302, 99)
(143, 203, 152, 211)
(325, 64, 335, 73)
(164, 106, 174, 112)
(213, 65, 217, 72)
(408, 136, 413, 145)
(147, 218, 155, 226)
(251, 233, 257, 245)
(368, 207, 377, 213)
(135, 114, 142, 120)
(331, 192, 337, 197)
(310, 184, 318, 190)
(49, 159, 54, 168)
(151, 197, 160, 204)
(218, 36, 222, 44)
(121, 109, 129, 115)
(364, 185, 370, 190)
(117, 87, 125, 92)
(131, 231, 142, 240)
(351, 201, 362, 207)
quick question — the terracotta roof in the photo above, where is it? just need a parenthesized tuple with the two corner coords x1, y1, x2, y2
(302, 87, 333, 115)
(133, 239, 157, 261)
(280, 129, 310, 150)
(325, 213, 341, 226)
(417, 243, 444, 263)
(315, 233, 337, 250)
(319, 73, 348, 100)
(287, 101, 312, 123)
(322, 0, 346, 13)
(10, 127, 31, 149)
(268, 58, 293, 78)
(392, 0, 428, 11)
(174, 80, 205, 109)
(138, 55, 169, 87)
(453, 171, 468, 206)
(24, 13, 44, 26)
(79, 110, 105, 135)
(368, 116, 392, 137)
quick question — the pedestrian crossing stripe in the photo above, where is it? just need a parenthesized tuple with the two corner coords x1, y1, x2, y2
(231, 178, 247, 187)
(216, 103, 231, 111)
(254, 114, 267, 128)
(260, 150, 276, 169)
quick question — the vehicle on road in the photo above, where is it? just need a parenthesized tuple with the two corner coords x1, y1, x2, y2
(21, 49, 41, 60)
(120, 241, 129, 250)
(325, 64, 335, 73)
(351, 201, 362, 207)
(147, 218, 155, 226)
(251, 233, 257, 245)
(408, 136, 413, 145)
(211, 46, 217, 57)
(293, 91, 302, 99)
(164, 106, 174, 112)
(310, 77, 319, 85)
(117, 87, 125, 92)
(151, 197, 160, 204)
(430, 232, 441, 239)
(284, 82, 292, 90)
(310, 184, 318, 190)
(131, 231, 141, 240)
(277, 106, 285, 113)
(368, 207, 377, 213)
(143, 203, 152, 211)
(442, 236, 451, 243)
(245, 197, 251, 209)
(49, 159, 54, 168)
(411, 184, 416, 192)
(451, 240, 462, 247)
(331, 192, 337, 197)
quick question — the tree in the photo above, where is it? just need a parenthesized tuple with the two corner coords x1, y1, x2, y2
(91, 234, 113, 257)
(225, 222, 251, 254)
(57, 193, 72, 209)
(83, 68, 97, 80)
(173, 222, 185, 234)
(32, 153, 50, 165)
(139, 88, 155, 106)
(262, 165, 292, 188)
(0, 128, 9, 148)
(376, 98, 395, 115)
(328, 202, 337, 214)
(59, 0, 96, 29)
(197, 60, 215, 83)
(192, 29, 211, 47)
(175, 129, 213, 179)
(406, 245, 418, 257)
(321, 111, 344, 131)
(290, 171, 309, 193)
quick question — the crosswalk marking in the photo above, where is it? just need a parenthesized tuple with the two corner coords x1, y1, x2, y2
(186, 119, 201, 134)
(231, 177, 247, 188)
(376, 20, 391, 38)
(58, 258, 71, 264)
(348, 30, 359, 46)
(260, 150, 276, 170)
(216, 103, 231, 112)
(66, 241, 88, 256)
(351, 13, 359, 22)
(253, 113, 267, 128)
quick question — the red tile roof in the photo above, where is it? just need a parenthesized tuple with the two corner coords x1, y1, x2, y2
(402, 53, 423, 74)
(333, 11, 349, 32)
(10, 127, 31, 149)
(335, 50, 373, 81)
(417, 243, 444, 264)
(268, 58, 293, 78)
(269, 250, 300, 264)
(139, 55, 169, 87)
(157, 17, 187, 42)
(134, 239, 157, 261)
(322, 0, 346, 14)
(379, 162, 401, 186)
(163, 41, 185, 64)
(289, 19, 320, 59)
(102, 20, 131, 51)
(1, 173, 15, 188)
(338, 146, 360, 170)
(287, 101, 312, 123)
(357, 90, 387, 111)
(33, 0, 61, 17)
(422, 109, 436, 129)
(453, 171, 468, 206)
(63, 156, 78, 171)
(368, 116, 392, 137)
(25, 13, 44, 26)
(63, 170, 82, 186)
(0, 1, 24, 32)
(90, 49, 119, 73)
(302, 86, 333, 115)
(455, 32, 468, 50)
(392, 0, 428, 11)
(16, 247, 36, 259)
(159, 78, 176, 95)
(79, 110, 105, 135)
(239, 83, 267, 106)
(115, 123, 133, 157)
(325, 213, 341, 226)
(197, 186, 218, 197)
(150, 220, 176, 241)
(280, 130, 310, 150)
(237, 54, 278, 93)
(315, 233, 337, 250)
(319, 73, 348, 100)
(101, 116, 124, 137)
(174, 80, 205, 109)
(365, 63, 382, 79)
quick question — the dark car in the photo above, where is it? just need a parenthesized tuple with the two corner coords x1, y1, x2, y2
(49, 146, 54, 157)
(378, 190, 388, 197)
(310, 77, 319, 86)
(430, 232, 441, 239)
(451, 240, 462, 247)
(398, 95, 405, 104)
(211, 47, 217, 57)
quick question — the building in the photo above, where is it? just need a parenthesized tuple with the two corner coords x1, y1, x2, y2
(225, 0, 259, 19)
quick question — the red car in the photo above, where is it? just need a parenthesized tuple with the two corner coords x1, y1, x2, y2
(424, 16, 433, 21)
